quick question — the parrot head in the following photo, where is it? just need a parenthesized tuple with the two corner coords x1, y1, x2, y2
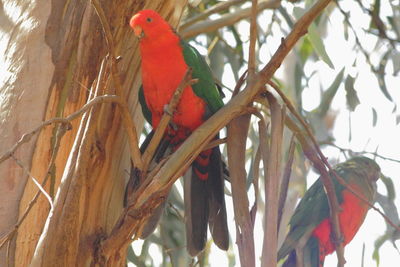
(130, 9, 171, 41)
(351, 156, 381, 182)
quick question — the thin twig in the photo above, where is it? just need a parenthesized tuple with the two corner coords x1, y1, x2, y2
(181, 0, 281, 38)
(203, 137, 227, 150)
(248, 0, 258, 79)
(324, 142, 400, 164)
(11, 156, 54, 209)
(0, 95, 128, 165)
(181, 0, 246, 30)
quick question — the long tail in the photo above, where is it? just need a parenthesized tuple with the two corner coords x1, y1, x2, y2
(124, 130, 171, 238)
(185, 146, 229, 256)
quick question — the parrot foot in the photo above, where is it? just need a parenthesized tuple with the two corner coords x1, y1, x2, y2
(163, 105, 178, 130)
(163, 104, 173, 116)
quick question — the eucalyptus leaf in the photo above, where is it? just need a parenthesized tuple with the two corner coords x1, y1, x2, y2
(344, 74, 360, 111)
(293, 7, 334, 68)
(307, 23, 334, 69)
(377, 51, 393, 101)
(315, 68, 344, 117)
(372, 107, 378, 127)
(392, 50, 400, 75)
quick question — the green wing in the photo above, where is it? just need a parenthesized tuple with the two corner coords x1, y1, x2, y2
(180, 40, 224, 116)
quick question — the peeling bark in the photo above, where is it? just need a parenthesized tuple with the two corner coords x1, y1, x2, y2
(0, 0, 186, 266)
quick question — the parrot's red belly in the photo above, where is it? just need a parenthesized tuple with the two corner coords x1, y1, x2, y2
(312, 189, 369, 258)
(144, 83, 206, 132)
(140, 42, 207, 133)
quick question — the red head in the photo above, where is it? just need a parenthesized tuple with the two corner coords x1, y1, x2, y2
(130, 9, 173, 42)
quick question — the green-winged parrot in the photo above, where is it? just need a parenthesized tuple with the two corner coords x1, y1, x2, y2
(278, 156, 380, 267)
(127, 9, 229, 256)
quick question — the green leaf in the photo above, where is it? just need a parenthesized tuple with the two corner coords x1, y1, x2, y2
(344, 75, 360, 111)
(308, 22, 335, 69)
(372, 108, 378, 127)
(299, 38, 314, 62)
(316, 68, 345, 117)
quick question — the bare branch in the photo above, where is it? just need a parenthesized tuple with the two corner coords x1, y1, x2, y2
(261, 92, 285, 267)
(181, 0, 246, 30)
(11, 156, 54, 209)
(181, 0, 281, 39)
(248, 0, 259, 79)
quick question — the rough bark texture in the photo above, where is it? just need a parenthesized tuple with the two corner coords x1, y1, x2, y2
(0, 0, 186, 266)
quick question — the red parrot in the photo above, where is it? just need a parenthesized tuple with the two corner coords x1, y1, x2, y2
(128, 9, 229, 256)
(278, 157, 381, 267)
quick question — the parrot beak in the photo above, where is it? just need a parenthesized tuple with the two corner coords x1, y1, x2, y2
(130, 15, 145, 39)
(133, 25, 144, 39)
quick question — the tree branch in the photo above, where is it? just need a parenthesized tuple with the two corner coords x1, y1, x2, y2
(181, 0, 281, 39)
(181, 0, 246, 30)
(261, 92, 285, 267)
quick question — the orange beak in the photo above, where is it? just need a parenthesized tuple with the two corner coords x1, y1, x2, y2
(130, 15, 144, 39)
(133, 25, 144, 39)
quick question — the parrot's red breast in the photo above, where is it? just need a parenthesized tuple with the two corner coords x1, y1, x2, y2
(312, 186, 370, 265)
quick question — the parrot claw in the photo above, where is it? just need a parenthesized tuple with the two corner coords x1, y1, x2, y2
(163, 104, 173, 116)
(163, 105, 178, 130)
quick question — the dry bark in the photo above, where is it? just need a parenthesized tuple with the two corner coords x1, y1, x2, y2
(0, 1, 186, 266)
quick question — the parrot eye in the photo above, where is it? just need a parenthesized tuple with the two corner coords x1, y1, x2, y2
(146, 17, 153, 23)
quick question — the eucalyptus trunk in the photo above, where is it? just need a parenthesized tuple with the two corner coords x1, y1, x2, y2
(0, 0, 186, 266)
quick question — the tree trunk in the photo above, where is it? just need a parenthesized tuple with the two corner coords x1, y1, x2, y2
(0, 0, 186, 266)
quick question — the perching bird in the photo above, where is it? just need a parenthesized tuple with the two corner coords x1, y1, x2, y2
(127, 9, 229, 256)
(278, 156, 380, 267)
